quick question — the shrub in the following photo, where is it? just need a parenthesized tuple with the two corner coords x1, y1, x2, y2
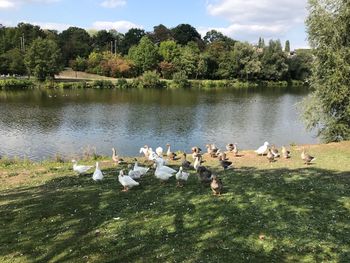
(171, 71, 190, 88)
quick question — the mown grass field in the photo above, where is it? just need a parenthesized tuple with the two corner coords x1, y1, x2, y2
(0, 142, 349, 262)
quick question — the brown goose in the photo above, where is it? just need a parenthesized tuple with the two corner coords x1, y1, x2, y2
(219, 155, 232, 170)
(226, 143, 234, 152)
(211, 175, 223, 196)
(271, 145, 280, 158)
(112, 148, 125, 165)
(206, 144, 219, 158)
(166, 143, 177, 160)
(301, 148, 316, 165)
(196, 166, 212, 183)
(281, 146, 291, 158)
(181, 152, 191, 169)
(267, 149, 275, 162)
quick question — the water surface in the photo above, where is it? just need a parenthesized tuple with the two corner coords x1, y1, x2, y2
(0, 86, 317, 160)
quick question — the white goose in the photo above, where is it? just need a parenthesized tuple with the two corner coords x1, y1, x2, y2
(92, 162, 103, 181)
(154, 158, 176, 174)
(255, 142, 269, 155)
(147, 148, 158, 161)
(118, 170, 139, 192)
(133, 159, 149, 175)
(139, 145, 150, 158)
(175, 166, 190, 187)
(72, 160, 93, 175)
(155, 147, 163, 157)
(128, 166, 143, 180)
(154, 162, 174, 182)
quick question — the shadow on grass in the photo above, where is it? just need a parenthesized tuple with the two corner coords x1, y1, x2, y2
(0, 165, 349, 262)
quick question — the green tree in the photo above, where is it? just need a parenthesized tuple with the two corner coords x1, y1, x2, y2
(128, 36, 159, 74)
(59, 27, 92, 64)
(121, 28, 145, 55)
(24, 38, 62, 81)
(171, 24, 202, 46)
(260, 40, 288, 80)
(302, 0, 350, 142)
(288, 49, 313, 80)
(284, 40, 290, 53)
(174, 41, 200, 78)
(148, 24, 173, 44)
(0, 48, 26, 75)
(158, 40, 180, 62)
(258, 37, 265, 48)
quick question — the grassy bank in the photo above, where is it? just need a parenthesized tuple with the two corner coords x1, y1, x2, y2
(0, 142, 349, 262)
(1, 69, 306, 90)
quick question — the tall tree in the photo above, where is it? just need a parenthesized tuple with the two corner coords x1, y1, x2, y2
(128, 36, 159, 74)
(59, 27, 92, 64)
(24, 38, 62, 81)
(260, 40, 288, 80)
(148, 24, 173, 44)
(171, 24, 202, 46)
(284, 40, 290, 53)
(121, 28, 145, 55)
(302, 0, 350, 142)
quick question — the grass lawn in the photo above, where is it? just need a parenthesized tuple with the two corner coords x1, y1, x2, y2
(0, 142, 349, 262)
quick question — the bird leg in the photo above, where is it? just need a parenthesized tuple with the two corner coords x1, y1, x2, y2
(122, 187, 129, 192)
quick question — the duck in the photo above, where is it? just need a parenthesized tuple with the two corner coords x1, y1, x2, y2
(255, 142, 269, 155)
(219, 155, 232, 170)
(191, 146, 202, 159)
(211, 175, 223, 196)
(133, 158, 149, 175)
(271, 145, 280, 158)
(281, 146, 291, 158)
(267, 149, 275, 162)
(92, 162, 103, 181)
(175, 166, 190, 187)
(301, 148, 316, 165)
(112, 148, 125, 165)
(156, 146, 163, 157)
(154, 162, 175, 182)
(72, 160, 93, 175)
(181, 153, 191, 169)
(118, 170, 139, 192)
(166, 143, 177, 160)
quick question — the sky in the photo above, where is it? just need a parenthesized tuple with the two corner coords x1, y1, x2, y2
(0, 0, 309, 49)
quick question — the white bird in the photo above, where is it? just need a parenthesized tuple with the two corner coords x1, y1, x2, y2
(155, 147, 163, 157)
(147, 148, 158, 161)
(118, 170, 139, 192)
(154, 163, 174, 182)
(154, 158, 176, 174)
(72, 160, 93, 175)
(176, 166, 190, 187)
(133, 159, 149, 175)
(139, 145, 150, 158)
(255, 142, 269, 155)
(128, 168, 143, 180)
(194, 156, 201, 171)
(92, 162, 103, 181)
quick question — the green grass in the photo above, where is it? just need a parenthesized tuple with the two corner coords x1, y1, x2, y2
(0, 142, 349, 262)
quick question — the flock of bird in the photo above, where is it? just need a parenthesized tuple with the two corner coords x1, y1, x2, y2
(72, 142, 316, 196)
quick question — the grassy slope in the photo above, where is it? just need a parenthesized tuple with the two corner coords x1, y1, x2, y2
(0, 142, 349, 262)
(55, 68, 119, 81)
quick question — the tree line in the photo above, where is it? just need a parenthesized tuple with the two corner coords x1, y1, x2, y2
(0, 23, 312, 81)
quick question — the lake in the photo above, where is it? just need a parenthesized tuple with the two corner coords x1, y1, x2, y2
(0, 86, 317, 160)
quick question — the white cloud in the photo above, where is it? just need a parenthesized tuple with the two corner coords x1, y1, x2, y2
(0, 0, 15, 8)
(100, 0, 126, 8)
(206, 0, 307, 41)
(30, 21, 73, 31)
(0, 0, 60, 9)
(92, 20, 142, 33)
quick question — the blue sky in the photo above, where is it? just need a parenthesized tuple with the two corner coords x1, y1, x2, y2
(0, 0, 309, 49)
